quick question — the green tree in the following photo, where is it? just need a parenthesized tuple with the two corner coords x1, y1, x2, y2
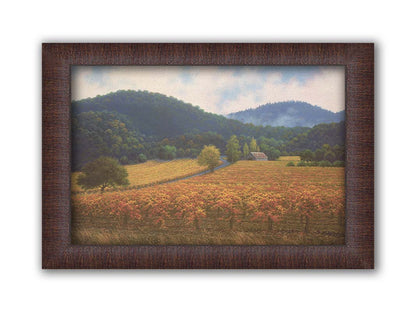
(314, 148, 325, 161)
(243, 143, 250, 159)
(333, 144, 345, 161)
(324, 151, 336, 162)
(249, 137, 259, 152)
(77, 156, 129, 192)
(120, 155, 129, 165)
(158, 145, 176, 160)
(197, 145, 221, 172)
(176, 148, 185, 158)
(300, 149, 314, 162)
(137, 153, 147, 163)
(269, 148, 281, 160)
(226, 135, 242, 163)
(322, 144, 331, 153)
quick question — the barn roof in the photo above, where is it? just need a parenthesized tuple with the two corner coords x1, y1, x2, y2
(249, 152, 268, 160)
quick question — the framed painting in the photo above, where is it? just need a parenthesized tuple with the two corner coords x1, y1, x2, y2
(42, 43, 374, 269)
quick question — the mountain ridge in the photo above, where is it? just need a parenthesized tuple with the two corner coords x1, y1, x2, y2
(227, 101, 344, 127)
(71, 90, 310, 139)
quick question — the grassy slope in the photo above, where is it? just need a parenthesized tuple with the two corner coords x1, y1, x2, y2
(71, 159, 209, 192)
(278, 156, 301, 162)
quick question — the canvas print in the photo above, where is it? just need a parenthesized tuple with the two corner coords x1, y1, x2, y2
(71, 66, 345, 245)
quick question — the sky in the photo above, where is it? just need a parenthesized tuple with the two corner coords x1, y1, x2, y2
(72, 66, 345, 115)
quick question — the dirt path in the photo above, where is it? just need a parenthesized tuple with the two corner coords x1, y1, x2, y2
(74, 157, 231, 195)
(165, 156, 230, 184)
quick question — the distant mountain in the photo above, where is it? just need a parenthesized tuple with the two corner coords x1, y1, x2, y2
(227, 101, 345, 127)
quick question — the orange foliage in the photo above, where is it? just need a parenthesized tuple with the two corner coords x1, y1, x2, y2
(72, 161, 345, 231)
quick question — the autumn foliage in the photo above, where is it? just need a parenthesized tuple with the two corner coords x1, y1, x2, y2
(72, 161, 345, 236)
(197, 145, 221, 172)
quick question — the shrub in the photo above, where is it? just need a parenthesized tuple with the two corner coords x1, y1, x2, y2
(297, 161, 307, 167)
(332, 160, 345, 167)
(138, 153, 147, 163)
(286, 161, 295, 167)
(159, 145, 176, 160)
(120, 156, 129, 165)
(318, 160, 332, 167)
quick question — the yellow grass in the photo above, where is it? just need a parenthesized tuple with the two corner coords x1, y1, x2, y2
(272, 156, 301, 166)
(278, 156, 301, 161)
(71, 158, 209, 192)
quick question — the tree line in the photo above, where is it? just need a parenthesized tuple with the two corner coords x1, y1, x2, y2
(77, 139, 345, 193)
(72, 110, 344, 170)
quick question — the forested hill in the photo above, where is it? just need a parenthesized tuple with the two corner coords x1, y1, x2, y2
(227, 101, 344, 127)
(72, 90, 308, 139)
(71, 90, 345, 170)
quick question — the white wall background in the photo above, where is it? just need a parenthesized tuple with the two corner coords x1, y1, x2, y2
(0, 1, 412, 311)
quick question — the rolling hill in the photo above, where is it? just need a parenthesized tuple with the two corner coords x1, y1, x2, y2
(71, 90, 345, 169)
(72, 90, 308, 139)
(227, 101, 344, 127)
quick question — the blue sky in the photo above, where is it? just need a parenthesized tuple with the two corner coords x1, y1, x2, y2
(72, 66, 345, 114)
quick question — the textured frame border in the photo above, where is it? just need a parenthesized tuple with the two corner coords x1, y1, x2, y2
(42, 43, 374, 269)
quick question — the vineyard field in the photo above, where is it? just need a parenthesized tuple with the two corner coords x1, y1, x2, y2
(72, 161, 345, 245)
(71, 158, 210, 192)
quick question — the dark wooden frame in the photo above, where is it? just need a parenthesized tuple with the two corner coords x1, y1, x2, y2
(42, 43, 374, 269)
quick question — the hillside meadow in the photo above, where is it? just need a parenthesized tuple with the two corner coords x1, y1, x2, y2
(71, 158, 210, 193)
(72, 160, 345, 245)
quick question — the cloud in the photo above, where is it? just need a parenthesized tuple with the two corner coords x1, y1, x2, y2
(72, 66, 345, 114)
(225, 67, 345, 113)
